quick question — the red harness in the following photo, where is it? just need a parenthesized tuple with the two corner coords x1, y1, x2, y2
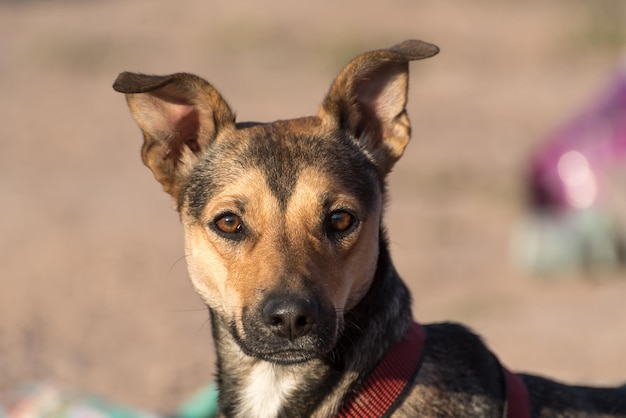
(335, 321, 530, 418)
(504, 367, 531, 418)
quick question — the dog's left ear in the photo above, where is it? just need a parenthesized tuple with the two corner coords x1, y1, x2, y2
(319, 40, 439, 174)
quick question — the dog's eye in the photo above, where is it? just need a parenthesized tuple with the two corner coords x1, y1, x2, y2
(214, 213, 243, 234)
(327, 210, 356, 234)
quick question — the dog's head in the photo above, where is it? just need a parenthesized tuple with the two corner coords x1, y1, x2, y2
(114, 40, 438, 364)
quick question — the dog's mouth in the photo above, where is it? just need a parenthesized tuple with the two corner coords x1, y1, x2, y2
(252, 348, 321, 365)
(231, 326, 335, 364)
(232, 323, 337, 365)
(233, 296, 339, 364)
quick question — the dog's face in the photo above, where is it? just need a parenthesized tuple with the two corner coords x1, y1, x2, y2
(181, 119, 382, 363)
(113, 40, 438, 364)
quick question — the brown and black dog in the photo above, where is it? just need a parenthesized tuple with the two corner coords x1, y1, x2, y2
(113, 40, 626, 417)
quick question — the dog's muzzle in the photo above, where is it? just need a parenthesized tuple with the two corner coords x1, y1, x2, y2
(236, 292, 337, 364)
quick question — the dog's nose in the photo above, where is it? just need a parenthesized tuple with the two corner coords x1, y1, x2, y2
(262, 295, 318, 340)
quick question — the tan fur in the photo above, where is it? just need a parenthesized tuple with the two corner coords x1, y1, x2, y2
(283, 166, 381, 312)
(182, 165, 381, 337)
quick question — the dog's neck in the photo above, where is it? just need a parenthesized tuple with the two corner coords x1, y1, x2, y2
(209, 235, 413, 418)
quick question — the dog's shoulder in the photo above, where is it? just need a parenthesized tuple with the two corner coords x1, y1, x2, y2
(395, 322, 506, 417)
(423, 322, 502, 371)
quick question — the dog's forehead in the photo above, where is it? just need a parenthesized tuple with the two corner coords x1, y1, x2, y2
(182, 117, 380, 219)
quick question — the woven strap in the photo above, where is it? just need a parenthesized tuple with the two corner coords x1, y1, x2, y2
(503, 368, 530, 418)
(335, 321, 426, 418)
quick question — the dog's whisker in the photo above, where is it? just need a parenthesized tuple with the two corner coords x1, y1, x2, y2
(166, 254, 189, 278)
(193, 316, 211, 338)
(167, 308, 208, 313)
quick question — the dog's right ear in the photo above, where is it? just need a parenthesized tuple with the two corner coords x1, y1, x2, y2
(113, 72, 235, 201)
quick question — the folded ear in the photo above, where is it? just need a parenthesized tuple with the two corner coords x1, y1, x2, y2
(113, 72, 235, 201)
(319, 40, 439, 175)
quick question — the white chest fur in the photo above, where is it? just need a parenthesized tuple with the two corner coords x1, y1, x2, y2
(237, 361, 300, 418)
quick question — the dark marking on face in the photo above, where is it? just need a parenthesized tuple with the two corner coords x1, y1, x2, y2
(182, 118, 380, 221)
(239, 129, 301, 211)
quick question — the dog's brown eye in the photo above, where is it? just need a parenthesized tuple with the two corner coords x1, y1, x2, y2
(328, 211, 355, 233)
(214, 213, 242, 234)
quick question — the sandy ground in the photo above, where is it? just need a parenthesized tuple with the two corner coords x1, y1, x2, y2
(1, 0, 625, 414)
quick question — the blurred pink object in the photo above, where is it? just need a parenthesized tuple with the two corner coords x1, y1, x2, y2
(515, 64, 626, 274)
(529, 65, 626, 211)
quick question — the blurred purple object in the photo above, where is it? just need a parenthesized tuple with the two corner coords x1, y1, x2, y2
(515, 64, 626, 275)
(529, 66, 626, 211)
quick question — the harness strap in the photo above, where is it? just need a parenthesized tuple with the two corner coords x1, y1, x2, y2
(334, 321, 531, 418)
(503, 368, 531, 418)
(335, 321, 426, 418)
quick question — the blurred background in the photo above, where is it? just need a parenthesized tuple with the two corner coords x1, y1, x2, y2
(1, 0, 625, 414)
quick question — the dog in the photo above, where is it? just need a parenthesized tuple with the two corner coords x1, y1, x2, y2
(113, 40, 626, 417)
